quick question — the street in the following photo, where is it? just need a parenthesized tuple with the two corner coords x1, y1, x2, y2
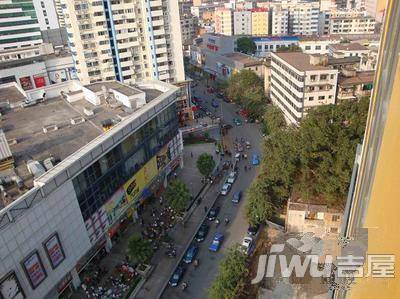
(161, 79, 263, 298)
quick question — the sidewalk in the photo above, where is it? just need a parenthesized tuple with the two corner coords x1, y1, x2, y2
(133, 144, 225, 299)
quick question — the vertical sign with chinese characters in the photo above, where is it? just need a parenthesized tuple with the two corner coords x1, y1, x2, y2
(43, 233, 65, 269)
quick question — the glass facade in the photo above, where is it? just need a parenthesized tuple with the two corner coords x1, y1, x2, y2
(72, 104, 179, 220)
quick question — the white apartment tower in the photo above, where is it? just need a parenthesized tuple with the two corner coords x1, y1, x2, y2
(271, 7, 289, 35)
(61, 0, 185, 85)
(0, 0, 43, 50)
(233, 10, 252, 35)
(32, 0, 62, 30)
(287, 1, 319, 35)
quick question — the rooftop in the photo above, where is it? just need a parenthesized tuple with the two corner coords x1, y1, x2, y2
(0, 85, 26, 104)
(0, 81, 169, 207)
(329, 43, 369, 52)
(338, 71, 375, 86)
(273, 52, 331, 72)
(223, 52, 263, 67)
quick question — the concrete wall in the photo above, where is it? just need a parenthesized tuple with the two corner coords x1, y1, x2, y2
(0, 180, 91, 299)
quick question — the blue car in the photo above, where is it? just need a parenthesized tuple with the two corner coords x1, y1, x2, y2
(232, 191, 242, 203)
(209, 233, 224, 252)
(212, 100, 219, 108)
(252, 154, 260, 166)
(169, 266, 185, 287)
(183, 244, 199, 263)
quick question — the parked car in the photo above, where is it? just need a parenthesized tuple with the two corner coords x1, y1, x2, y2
(232, 191, 242, 203)
(169, 266, 185, 287)
(216, 92, 224, 98)
(226, 171, 237, 184)
(212, 100, 219, 108)
(183, 244, 199, 263)
(247, 224, 260, 236)
(222, 123, 233, 130)
(233, 118, 242, 126)
(241, 236, 253, 255)
(208, 206, 220, 220)
(220, 183, 232, 195)
(209, 233, 224, 252)
(245, 141, 251, 149)
(195, 223, 209, 242)
(252, 154, 260, 166)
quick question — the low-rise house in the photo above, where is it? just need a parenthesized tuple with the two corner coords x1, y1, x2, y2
(286, 200, 342, 238)
(337, 69, 374, 102)
(328, 43, 370, 58)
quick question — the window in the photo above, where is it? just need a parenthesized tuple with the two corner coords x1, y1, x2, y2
(310, 75, 316, 81)
(318, 95, 325, 100)
(309, 96, 314, 101)
(330, 74, 335, 79)
(330, 227, 338, 233)
(320, 74, 327, 80)
(332, 215, 340, 222)
(305, 46, 311, 50)
(315, 45, 321, 50)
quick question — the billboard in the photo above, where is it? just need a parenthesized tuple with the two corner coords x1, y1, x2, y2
(21, 251, 47, 289)
(43, 233, 65, 269)
(0, 271, 25, 299)
(48, 69, 67, 84)
(33, 75, 46, 88)
(19, 76, 33, 91)
(156, 143, 171, 171)
(104, 187, 129, 224)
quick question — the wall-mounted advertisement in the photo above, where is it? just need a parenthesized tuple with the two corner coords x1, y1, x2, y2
(123, 167, 146, 203)
(48, 69, 68, 84)
(43, 233, 65, 269)
(104, 187, 129, 224)
(156, 143, 171, 171)
(143, 156, 158, 183)
(0, 271, 25, 299)
(21, 251, 47, 289)
(33, 75, 46, 88)
(68, 67, 78, 80)
(19, 76, 33, 91)
(85, 207, 109, 245)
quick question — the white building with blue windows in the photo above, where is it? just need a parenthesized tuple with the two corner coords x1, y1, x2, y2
(252, 36, 299, 57)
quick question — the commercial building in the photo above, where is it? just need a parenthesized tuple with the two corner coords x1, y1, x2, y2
(0, 0, 43, 50)
(0, 46, 76, 90)
(214, 7, 233, 36)
(251, 8, 269, 36)
(253, 36, 299, 57)
(331, 0, 400, 297)
(61, 0, 184, 85)
(270, 52, 338, 124)
(0, 79, 183, 298)
(233, 10, 252, 35)
(287, 1, 320, 35)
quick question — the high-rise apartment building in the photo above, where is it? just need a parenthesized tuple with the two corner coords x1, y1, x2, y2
(0, 0, 43, 50)
(287, 1, 319, 35)
(61, 0, 184, 85)
(233, 10, 252, 35)
(271, 7, 289, 35)
(251, 8, 269, 36)
(215, 7, 233, 36)
(329, 10, 376, 34)
(32, 0, 62, 30)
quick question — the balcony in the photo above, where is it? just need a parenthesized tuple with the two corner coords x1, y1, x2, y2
(151, 10, 163, 18)
(150, 0, 162, 7)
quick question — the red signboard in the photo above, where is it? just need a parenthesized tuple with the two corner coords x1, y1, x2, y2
(33, 75, 46, 88)
(19, 76, 33, 90)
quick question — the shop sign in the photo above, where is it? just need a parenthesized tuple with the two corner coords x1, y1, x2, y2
(21, 251, 47, 289)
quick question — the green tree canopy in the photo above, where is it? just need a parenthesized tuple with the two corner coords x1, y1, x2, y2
(164, 179, 191, 213)
(261, 106, 287, 135)
(196, 153, 216, 177)
(226, 69, 266, 118)
(127, 234, 153, 264)
(245, 178, 275, 226)
(236, 37, 256, 54)
(208, 245, 249, 299)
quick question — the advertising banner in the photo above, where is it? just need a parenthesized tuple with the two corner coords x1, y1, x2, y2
(123, 168, 146, 202)
(0, 271, 25, 299)
(19, 76, 33, 91)
(48, 69, 68, 84)
(33, 75, 46, 88)
(104, 187, 128, 224)
(156, 143, 171, 171)
(21, 251, 47, 289)
(43, 233, 65, 269)
(143, 156, 158, 183)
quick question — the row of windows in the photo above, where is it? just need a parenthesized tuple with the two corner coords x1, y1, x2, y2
(0, 34, 42, 44)
(271, 73, 304, 95)
(271, 84, 303, 114)
(0, 27, 40, 36)
(271, 90, 301, 123)
(272, 57, 304, 82)
(73, 105, 178, 220)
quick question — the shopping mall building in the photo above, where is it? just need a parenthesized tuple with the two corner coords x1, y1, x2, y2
(0, 79, 183, 298)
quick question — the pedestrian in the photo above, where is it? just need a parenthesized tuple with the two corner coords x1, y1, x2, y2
(191, 152, 193, 158)
(204, 206, 208, 213)
(174, 172, 177, 179)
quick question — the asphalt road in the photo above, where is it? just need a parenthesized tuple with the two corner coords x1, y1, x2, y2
(161, 81, 263, 299)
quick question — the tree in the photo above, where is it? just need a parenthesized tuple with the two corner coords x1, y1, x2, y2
(245, 178, 275, 226)
(262, 106, 286, 136)
(208, 245, 248, 299)
(226, 69, 266, 118)
(236, 37, 256, 54)
(196, 153, 216, 177)
(127, 234, 153, 264)
(164, 180, 191, 213)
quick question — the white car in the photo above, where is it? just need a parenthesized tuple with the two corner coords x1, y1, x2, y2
(220, 183, 232, 195)
(245, 141, 251, 149)
(242, 236, 253, 255)
(226, 171, 237, 184)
